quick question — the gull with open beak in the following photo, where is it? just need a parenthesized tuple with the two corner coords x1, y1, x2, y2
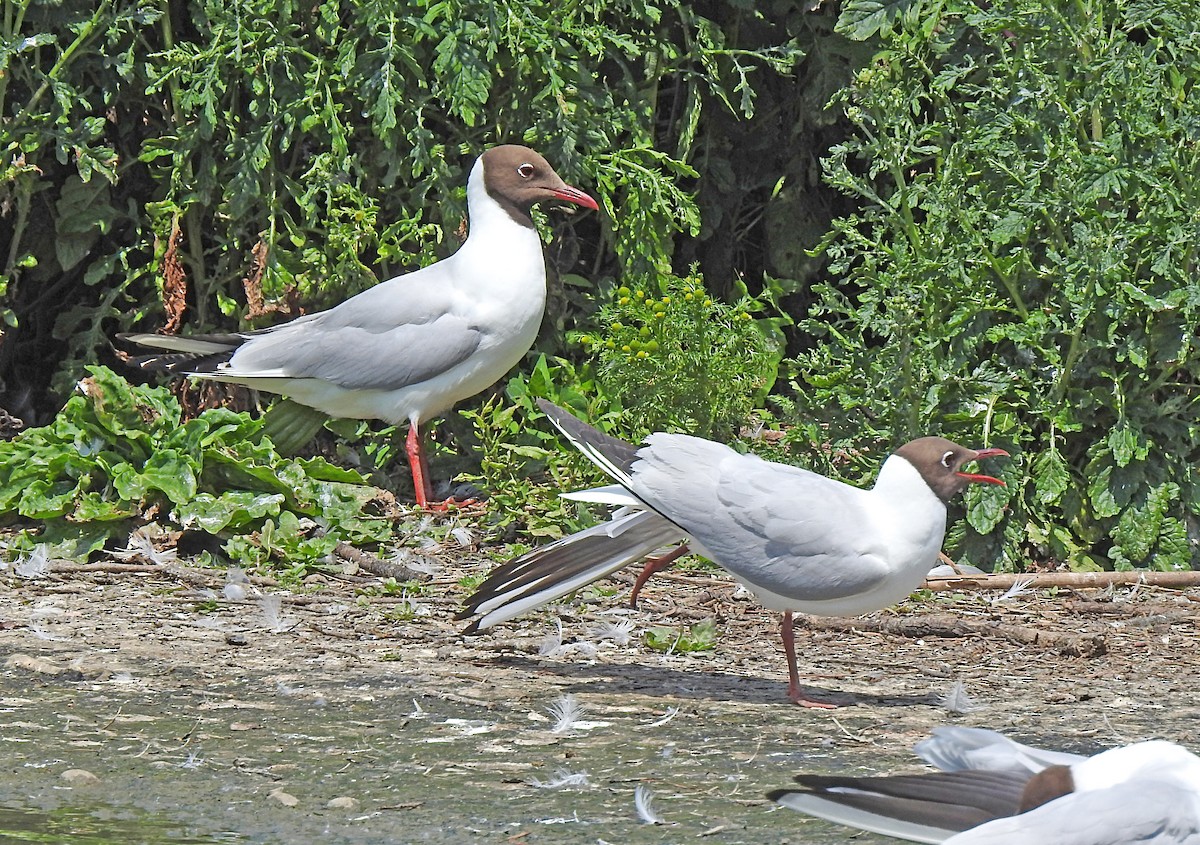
(460, 400, 1008, 706)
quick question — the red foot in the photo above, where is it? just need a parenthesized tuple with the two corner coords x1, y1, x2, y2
(788, 688, 839, 709)
(420, 497, 483, 514)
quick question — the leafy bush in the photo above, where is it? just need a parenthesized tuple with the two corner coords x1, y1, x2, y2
(0, 366, 392, 565)
(1, 0, 807, 415)
(580, 271, 784, 440)
(790, 0, 1200, 571)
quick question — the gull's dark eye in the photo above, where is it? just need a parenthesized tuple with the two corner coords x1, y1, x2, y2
(517, 163, 536, 178)
(941, 450, 955, 469)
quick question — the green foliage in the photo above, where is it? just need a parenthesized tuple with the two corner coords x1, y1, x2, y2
(793, 0, 1200, 572)
(644, 618, 719, 653)
(580, 271, 783, 440)
(2, 0, 807, 409)
(0, 366, 391, 565)
(456, 354, 613, 540)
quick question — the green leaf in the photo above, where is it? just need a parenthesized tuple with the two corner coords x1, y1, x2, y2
(175, 491, 286, 534)
(836, 0, 917, 40)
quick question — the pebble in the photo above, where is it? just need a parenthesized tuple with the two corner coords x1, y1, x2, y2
(61, 769, 100, 786)
(269, 788, 299, 807)
(326, 796, 359, 811)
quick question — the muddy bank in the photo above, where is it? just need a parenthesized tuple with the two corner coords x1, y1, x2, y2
(0, 556, 1197, 843)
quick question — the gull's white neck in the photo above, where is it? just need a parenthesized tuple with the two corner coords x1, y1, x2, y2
(456, 158, 544, 265)
(869, 455, 949, 576)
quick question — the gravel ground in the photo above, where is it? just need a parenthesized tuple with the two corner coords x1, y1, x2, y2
(0, 541, 1197, 843)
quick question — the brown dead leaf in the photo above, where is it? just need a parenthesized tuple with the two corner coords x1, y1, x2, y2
(160, 218, 187, 334)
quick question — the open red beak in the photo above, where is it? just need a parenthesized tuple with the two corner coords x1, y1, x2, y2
(955, 447, 1010, 487)
(551, 184, 599, 211)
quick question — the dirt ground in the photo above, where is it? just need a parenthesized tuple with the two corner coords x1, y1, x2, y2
(1, 535, 1198, 843)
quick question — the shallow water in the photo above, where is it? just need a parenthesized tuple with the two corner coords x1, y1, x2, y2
(0, 675, 894, 844)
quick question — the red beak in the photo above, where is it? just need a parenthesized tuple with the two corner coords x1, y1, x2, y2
(551, 184, 599, 211)
(955, 447, 1010, 487)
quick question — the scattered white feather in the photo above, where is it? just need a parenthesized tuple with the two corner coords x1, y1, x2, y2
(939, 679, 985, 714)
(449, 526, 474, 547)
(191, 616, 226, 630)
(588, 618, 636, 646)
(222, 583, 246, 601)
(15, 545, 50, 579)
(528, 769, 591, 789)
(258, 595, 295, 633)
(990, 576, 1036, 604)
(539, 620, 565, 657)
(423, 718, 496, 743)
(111, 528, 177, 565)
(408, 699, 427, 719)
(634, 784, 665, 824)
(397, 594, 431, 618)
(549, 694, 586, 734)
(179, 750, 204, 769)
(28, 622, 70, 642)
(390, 548, 438, 575)
(643, 706, 681, 728)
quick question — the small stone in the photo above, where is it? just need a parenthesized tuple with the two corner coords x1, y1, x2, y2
(325, 796, 359, 811)
(61, 769, 100, 786)
(6, 654, 66, 675)
(269, 788, 299, 807)
(224, 632, 248, 646)
(229, 721, 259, 731)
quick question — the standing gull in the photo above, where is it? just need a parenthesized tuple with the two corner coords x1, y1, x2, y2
(123, 145, 598, 509)
(459, 400, 1008, 706)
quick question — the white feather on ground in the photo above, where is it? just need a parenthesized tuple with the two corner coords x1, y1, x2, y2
(939, 680, 985, 714)
(528, 769, 592, 789)
(15, 545, 50, 579)
(634, 784, 666, 824)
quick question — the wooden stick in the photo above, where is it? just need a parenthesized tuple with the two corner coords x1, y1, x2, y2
(333, 542, 427, 582)
(794, 613, 1107, 657)
(47, 561, 276, 588)
(923, 571, 1200, 591)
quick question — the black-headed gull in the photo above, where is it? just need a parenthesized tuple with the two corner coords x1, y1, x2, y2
(459, 400, 1008, 706)
(124, 146, 597, 509)
(768, 726, 1200, 843)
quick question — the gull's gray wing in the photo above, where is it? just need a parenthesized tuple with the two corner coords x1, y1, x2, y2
(224, 274, 483, 391)
(946, 782, 1200, 844)
(629, 433, 891, 601)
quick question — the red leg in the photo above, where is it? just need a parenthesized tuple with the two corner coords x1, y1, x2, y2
(405, 422, 480, 512)
(629, 544, 690, 608)
(405, 423, 435, 510)
(781, 611, 837, 709)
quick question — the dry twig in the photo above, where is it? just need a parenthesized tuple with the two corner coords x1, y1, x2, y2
(795, 612, 1107, 657)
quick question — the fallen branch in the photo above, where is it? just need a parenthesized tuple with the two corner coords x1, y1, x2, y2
(795, 613, 1107, 657)
(923, 571, 1200, 591)
(333, 542, 427, 582)
(47, 561, 276, 588)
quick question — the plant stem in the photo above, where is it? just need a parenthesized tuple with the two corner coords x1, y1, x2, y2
(13, 0, 113, 129)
